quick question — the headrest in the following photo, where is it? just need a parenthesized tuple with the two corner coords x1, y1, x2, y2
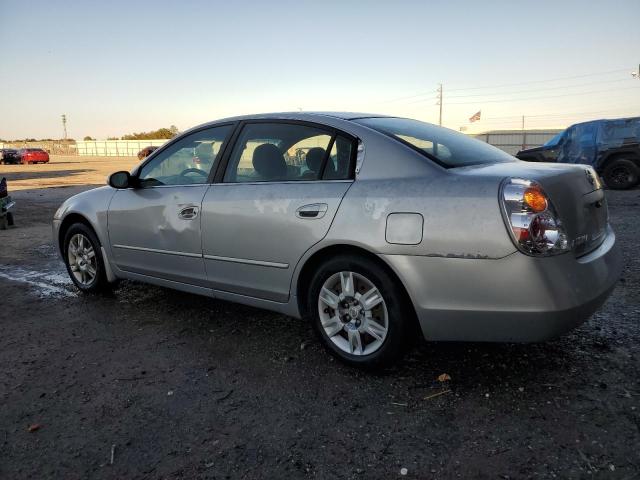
(195, 142, 213, 160)
(305, 147, 325, 172)
(252, 143, 286, 180)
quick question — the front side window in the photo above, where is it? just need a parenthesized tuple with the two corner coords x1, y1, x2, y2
(223, 123, 354, 182)
(138, 125, 232, 187)
(354, 117, 516, 168)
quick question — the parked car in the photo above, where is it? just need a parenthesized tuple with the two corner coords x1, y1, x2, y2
(137, 146, 159, 160)
(17, 148, 50, 164)
(52, 113, 621, 367)
(0, 148, 19, 164)
(516, 117, 640, 190)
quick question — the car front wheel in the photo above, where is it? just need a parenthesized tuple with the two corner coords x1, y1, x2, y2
(63, 223, 110, 292)
(308, 255, 414, 368)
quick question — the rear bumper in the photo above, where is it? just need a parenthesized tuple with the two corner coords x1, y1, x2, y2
(382, 225, 622, 342)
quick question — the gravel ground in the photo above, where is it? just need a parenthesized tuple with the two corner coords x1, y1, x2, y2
(0, 160, 638, 479)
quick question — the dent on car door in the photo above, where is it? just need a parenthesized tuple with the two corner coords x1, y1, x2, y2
(107, 124, 233, 285)
(201, 122, 356, 302)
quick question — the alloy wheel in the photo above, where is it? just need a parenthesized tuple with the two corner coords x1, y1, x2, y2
(317, 271, 389, 356)
(67, 233, 97, 286)
(611, 166, 632, 186)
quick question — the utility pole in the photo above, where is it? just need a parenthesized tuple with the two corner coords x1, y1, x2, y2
(61, 114, 68, 142)
(521, 115, 527, 151)
(436, 84, 443, 126)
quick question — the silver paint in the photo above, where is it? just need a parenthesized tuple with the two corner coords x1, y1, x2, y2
(52, 112, 622, 342)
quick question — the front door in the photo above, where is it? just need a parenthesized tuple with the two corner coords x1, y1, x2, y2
(201, 121, 356, 302)
(107, 124, 234, 286)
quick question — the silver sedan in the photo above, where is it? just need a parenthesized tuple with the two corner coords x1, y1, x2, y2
(53, 113, 622, 367)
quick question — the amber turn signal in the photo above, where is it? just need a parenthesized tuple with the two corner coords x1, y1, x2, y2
(523, 187, 548, 212)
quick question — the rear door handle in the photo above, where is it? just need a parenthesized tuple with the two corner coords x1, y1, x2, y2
(178, 206, 199, 220)
(296, 203, 328, 219)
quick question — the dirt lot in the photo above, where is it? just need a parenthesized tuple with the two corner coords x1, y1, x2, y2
(0, 155, 139, 191)
(0, 156, 639, 479)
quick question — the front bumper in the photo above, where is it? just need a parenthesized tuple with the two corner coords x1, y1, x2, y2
(382, 225, 622, 342)
(52, 218, 62, 256)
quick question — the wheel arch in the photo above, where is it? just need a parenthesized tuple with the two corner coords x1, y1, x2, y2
(57, 212, 100, 255)
(599, 151, 640, 172)
(295, 243, 420, 333)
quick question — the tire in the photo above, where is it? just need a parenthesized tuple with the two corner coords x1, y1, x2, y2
(62, 223, 111, 293)
(6, 212, 14, 226)
(307, 254, 414, 368)
(602, 158, 640, 190)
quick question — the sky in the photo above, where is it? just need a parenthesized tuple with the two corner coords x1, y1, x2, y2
(0, 0, 639, 140)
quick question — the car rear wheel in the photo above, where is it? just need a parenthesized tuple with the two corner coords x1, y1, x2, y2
(308, 255, 413, 368)
(63, 223, 110, 293)
(602, 158, 640, 190)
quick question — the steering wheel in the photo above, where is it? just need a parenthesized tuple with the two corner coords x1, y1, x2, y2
(179, 168, 208, 179)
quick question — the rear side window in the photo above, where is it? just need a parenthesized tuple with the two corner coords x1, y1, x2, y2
(223, 123, 354, 182)
(600, 118, 640, 143)
(354, 117, 516, 168)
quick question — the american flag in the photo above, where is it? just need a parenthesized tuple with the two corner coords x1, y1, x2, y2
(469, 110, 481, 123)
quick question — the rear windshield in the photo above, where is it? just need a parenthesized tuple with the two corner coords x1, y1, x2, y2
(354, 117, 516, 168)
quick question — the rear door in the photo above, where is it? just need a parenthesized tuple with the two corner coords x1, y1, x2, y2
(201, 121, 356, 302)
(107, 124, 233, 285)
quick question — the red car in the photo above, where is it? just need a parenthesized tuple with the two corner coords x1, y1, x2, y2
(17, 148, 50, 164)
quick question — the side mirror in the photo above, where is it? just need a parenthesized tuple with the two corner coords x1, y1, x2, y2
(108, 171, 132, 189)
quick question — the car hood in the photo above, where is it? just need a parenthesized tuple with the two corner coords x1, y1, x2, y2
(54, 186, 115, 220)
(517, 145, 548, 155)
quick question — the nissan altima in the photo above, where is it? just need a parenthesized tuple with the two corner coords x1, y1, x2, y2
(52, 113, 622, 367)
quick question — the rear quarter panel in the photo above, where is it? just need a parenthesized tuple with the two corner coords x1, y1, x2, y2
(326, 174, 516, 259)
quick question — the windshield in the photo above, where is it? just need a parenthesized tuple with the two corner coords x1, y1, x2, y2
(354, 117, 515, 168)
(543, 131, 565, 147)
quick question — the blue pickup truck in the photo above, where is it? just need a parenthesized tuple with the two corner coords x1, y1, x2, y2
(516, 117, 640, 189)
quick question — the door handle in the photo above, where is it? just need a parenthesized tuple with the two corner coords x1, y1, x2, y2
(296, 203, 328, 219)
(178, 206, 199, 220)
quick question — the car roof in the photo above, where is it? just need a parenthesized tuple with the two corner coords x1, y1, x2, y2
(571, 116, 640, 127)
(213, 111, 391, 123)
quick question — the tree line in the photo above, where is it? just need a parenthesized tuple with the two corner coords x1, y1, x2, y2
(2, 126, 180, 143)
(108, 125, 179, 141)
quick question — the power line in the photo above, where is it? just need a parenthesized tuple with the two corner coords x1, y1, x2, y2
(426, 85, 640, 105)
(444, 78, 632, 99)
(481, 106, 640, 121)
(445, 68, 629, 92)
(380, 67, 629, 104)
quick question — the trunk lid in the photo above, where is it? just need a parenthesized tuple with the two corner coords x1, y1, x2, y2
(455, 161, 608, 256)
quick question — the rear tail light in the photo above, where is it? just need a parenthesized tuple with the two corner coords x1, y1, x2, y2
(500, 178, 568, 256)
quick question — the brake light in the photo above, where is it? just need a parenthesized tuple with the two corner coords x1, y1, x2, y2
(500, 178, 568, 256)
